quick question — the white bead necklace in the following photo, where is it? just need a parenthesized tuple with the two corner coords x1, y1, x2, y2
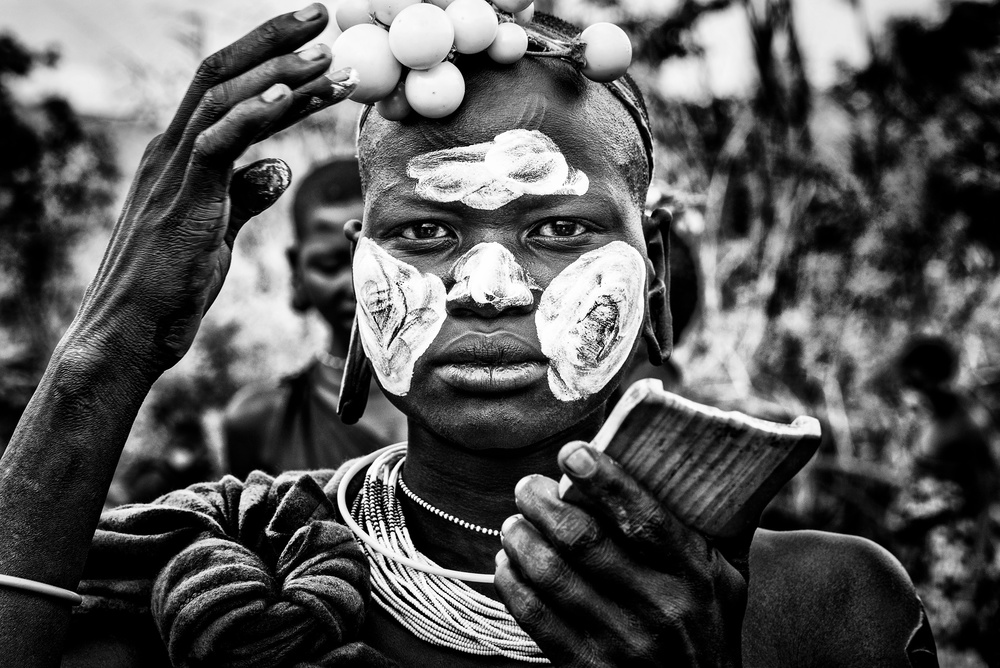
(398, 474, 502, 537)
(338, 444, 549, 664)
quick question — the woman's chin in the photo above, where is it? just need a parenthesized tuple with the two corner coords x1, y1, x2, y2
(405, 390, 607, 453)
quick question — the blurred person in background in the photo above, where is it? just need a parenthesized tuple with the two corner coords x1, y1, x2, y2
(223, 157, 406, 478)
(890, 335, 1000, 667)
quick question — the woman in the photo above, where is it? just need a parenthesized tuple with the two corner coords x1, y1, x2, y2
(0, 5, 935, 667)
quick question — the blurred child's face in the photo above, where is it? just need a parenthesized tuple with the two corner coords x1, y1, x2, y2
(356, 62, 649, 449)
(296, 200, 364, 338)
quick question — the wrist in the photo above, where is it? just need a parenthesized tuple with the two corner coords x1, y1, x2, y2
(49, 319, 161, 401)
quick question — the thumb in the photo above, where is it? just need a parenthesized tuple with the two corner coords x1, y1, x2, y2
(228, 158, 293, 238)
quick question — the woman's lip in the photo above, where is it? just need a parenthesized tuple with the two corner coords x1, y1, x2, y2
(431, 332, 547, 365)
(436, 362, 547, 393)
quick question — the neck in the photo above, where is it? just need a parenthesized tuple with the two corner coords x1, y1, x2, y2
(399, 411, 604, 586)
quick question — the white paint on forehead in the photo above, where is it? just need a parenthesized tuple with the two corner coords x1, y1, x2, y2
(447, 242, 540, 311)
(406, 129, 589, 211)
(536, 241, 646, 402)
(353, 237, 447, 396)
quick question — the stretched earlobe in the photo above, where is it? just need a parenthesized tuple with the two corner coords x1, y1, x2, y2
(642, 207, 674, 366)
(338, 316, 373, 424)
(338, 220, 372, 424)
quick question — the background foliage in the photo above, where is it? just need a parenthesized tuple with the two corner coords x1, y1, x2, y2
(2, 1, 999, 664)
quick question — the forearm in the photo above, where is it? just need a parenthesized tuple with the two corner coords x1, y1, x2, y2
(0, 328, 154, 666)
(0, 9, 346, 664)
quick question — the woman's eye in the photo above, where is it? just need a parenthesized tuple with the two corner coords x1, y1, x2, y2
(400, 223, 450, 240)
(535, 220, 587, 238)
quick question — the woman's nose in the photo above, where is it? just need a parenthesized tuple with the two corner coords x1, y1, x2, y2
(445, 242, 539, 317)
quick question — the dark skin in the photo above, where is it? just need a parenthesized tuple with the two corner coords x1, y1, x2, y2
(0, 8, 928, 668)
(0, 6, 356, 666)
(350, 58, 746, 666)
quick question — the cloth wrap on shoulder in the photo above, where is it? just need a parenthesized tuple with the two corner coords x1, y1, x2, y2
(76, 468, 392, 667)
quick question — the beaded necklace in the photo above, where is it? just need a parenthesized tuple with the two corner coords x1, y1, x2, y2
(340, 444, 548, 664)
(398, 474, 502, 537)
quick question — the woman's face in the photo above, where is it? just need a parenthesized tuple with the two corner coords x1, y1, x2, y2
(355, 66, 649, 450)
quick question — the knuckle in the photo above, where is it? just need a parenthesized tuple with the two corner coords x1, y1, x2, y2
(199, 86, 230, 118)
(508, 589, 546, 627)
(626, 629, 659, 663)
(525, 550, 571, 590)
(618, 498, 661, 542)
(194, 53, 226, 87)
(255, 20, 284, 49)
(572, 645, 605, 668)
(552, 509, 601, 552)
(142, 133, 165, 158)
(666, 588, 702, 628)
(191, 132, 211, 158)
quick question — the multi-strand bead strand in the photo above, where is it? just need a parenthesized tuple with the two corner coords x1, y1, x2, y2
(351, 447, 549, 664)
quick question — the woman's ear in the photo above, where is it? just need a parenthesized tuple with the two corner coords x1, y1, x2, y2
(286, 246, 312, 313)
(641, 207, 673, 366)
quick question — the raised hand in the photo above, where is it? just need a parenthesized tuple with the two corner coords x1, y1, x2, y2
(71, 3, 357, 376)
(0, 7, 356, 666)
(495, 442, 748, 667)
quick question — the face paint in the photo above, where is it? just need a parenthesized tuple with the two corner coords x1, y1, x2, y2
(446, 242, 540, 310)
(406, 129, 589, 210)
(536, 241, 646, 402)
(353, 237, 447, 396)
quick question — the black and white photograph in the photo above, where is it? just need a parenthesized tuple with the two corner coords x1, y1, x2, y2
(1, 0, 997, 665)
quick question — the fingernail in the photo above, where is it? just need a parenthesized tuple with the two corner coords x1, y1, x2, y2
(297, 44, 330, 61)
(565, 444, 596, 478)
(501, 514, 522, 536)
(261, 83, 289, 103)
(294, 3, 322, 21)
(327, 67, 360, 86)
(495, 549, 509, 568)
(514, 475, 532, 497)
(231, 159, 292, 216)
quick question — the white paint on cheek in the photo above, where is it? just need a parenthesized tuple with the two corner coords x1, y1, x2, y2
(535, 241, 646, 402)
(353, 238, 447, 396)
(406, 129, 589, 211)
(446, 242, 539, 310)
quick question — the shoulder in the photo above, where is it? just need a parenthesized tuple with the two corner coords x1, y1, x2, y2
(224, 381, 291, 427)
(222, 377, 300, 477)
(748, 528, 917, 601)
(223, 363, 318, 432)
(222, 369, 308, 446)
(743, 529, 927, 668)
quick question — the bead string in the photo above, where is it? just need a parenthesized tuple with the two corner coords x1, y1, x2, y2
(398, 473, 502, 537)
(346, 445, 549, 664)
(316, 350, 347, 371)
(337, 445, 497, 583)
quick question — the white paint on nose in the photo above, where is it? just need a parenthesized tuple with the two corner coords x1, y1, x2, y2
(446, 242, 539, 310)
